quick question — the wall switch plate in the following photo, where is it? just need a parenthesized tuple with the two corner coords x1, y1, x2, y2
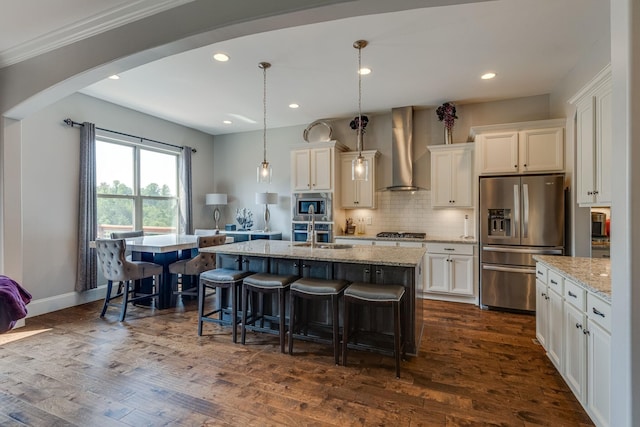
(366, 217, 372, 225)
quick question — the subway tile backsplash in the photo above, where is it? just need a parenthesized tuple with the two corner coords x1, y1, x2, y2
(346, 190, 475, 239)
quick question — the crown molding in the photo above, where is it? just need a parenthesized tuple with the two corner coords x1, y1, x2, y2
(0, 0, 194, 68)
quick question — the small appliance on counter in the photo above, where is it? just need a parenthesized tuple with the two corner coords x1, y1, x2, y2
(591, 212, 607, 237)
(376, 232, 426, 239)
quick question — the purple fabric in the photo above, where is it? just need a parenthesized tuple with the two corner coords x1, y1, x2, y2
(0, 275, 32, 333)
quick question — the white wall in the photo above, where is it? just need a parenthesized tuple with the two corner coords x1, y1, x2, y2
(15, 93, 215, 314)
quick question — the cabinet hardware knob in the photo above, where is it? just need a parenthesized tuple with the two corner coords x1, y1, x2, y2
(587, 191, 593, 195)
(568, 291, 577, 298)
(542, 292, 547, 298)
(593, 191, 599, 195)
(444, 248, 455, 251)
(576, 323, 582, 329)
(376, 269, 382, 274)
(583, 329, 590, 336)
(545, 295, 550, 300)
(537, 270, 543, 275)
(592, 307, 606, 318)
(550, 279, 557, 285)
(364, 269, 370, 274)
(514, 165, 518, 168)
(293, 263, 298, 268)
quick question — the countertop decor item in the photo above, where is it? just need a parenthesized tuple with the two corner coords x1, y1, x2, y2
(303, 120, 333, 143)
(351, 39, 370, 181)
(436, 102, 458, 144)
(257, 62, 273, 183)
(235, 208, 254, 231)
(205, 193, 227, 230)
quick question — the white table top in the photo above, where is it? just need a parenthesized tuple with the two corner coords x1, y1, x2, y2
(124, 234, 198, 253)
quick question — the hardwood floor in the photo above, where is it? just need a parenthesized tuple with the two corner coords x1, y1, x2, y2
(0, 298, 593, 426)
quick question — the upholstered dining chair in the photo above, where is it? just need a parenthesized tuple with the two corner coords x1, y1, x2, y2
(168, 234, 226, 300)
(109, 230, 144, 293)
(95, 238, 163, 321)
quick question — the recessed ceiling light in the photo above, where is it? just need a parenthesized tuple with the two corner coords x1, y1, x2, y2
(213, 53, 230, 62)
(223, 120, 232, 124)
(289, 103, 299, 109)
(481, 72, 496, 80)
(358, 67, 371, 75)
(108, 75, 120, 80)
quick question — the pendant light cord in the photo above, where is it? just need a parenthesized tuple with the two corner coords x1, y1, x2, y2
(259, 62, 271, 164)
(358, 43, 362, 155)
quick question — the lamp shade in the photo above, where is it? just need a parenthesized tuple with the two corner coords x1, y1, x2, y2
(255, 192, 278, 205)
(206, 193, 227, 205)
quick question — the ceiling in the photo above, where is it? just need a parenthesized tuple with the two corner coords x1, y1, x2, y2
(1, 0, 609, 136)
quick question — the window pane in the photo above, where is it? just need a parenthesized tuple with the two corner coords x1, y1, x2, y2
(97, 197, 134, 238)
(96, 141, 134, 195)
(140, 150, 178, 197)
(142, 198, 178, 235)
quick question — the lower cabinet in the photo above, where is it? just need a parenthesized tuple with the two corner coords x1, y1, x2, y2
(535, 262, 610, 427)
(425, 243, 476, 304)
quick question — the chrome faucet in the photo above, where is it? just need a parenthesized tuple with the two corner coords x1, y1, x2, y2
(307, 205, 316, 248)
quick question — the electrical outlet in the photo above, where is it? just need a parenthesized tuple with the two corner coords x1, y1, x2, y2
(366, 217, 372, 225)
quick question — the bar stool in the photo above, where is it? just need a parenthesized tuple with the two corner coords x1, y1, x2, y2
(288, 277, 350, 365)
(169, 234, 226, 301)
(95, 238, 163, 322)
(198, 268, 252, 342)
(241, 273, 298, 353)
(342, 282, 405, 378)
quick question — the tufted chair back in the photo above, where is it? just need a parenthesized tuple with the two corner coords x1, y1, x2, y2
(169, 234, 226, 276)
(110, 230, 144, 239)
(95, 239, 156, 282)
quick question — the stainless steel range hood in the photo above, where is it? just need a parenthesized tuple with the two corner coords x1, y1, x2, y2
(384, 106, 421, 191)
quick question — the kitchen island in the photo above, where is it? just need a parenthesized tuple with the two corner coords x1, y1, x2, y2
(200, 239, 426, 355)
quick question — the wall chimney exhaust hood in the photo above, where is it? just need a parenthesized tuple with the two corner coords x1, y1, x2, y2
(382, 106, 422, 191)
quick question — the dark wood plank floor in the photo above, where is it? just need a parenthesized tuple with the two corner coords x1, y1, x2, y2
(0, 297, 593, 426)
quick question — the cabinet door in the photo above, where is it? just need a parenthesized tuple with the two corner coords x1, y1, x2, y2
(431, 150, 453, 206)
(426, 253, 449, 293)
(291, 149, 311, 191)
(340, 157, 357, 208)
(547, 289, 564, 371)
(535, 280, 548, 349)
(478, 132, 519, 174)
(356, 176, 375, 208)
(449, 255, 474, 295)
(587, 319, 611, 427)
(311, 147, 332, 190)
(563, 302, 587, 402)
(451, 149, 473, 207)
(596, 85, 612, 205)
(576, 97, 596, 204)
(519, 128, 564, 173)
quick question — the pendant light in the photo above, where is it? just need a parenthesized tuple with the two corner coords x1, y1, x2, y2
(257, 61, 273, 183)
(352, 40, 369, 181)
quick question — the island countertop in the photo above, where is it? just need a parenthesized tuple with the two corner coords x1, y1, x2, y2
(533, 255, 611, 301)
(200, 239, 426, 267)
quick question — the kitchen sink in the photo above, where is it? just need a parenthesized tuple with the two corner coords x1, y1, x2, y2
(291, 242, 353, 249)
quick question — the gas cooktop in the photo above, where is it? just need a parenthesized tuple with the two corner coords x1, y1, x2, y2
(376, 231, 426, 239)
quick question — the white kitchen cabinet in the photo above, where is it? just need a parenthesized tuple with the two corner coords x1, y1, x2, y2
(333, 238, 373, 246)
(425, 243, 474, 297)
(428, 143, 473, 208)
(535, 278, 549, 349)
(291, 142, 346, 192)
(472, 120, 565, 175)
(535, 266, 563, 371)
(586, 293, 611, 427)
(570, 65, 612, 206)
(564, 300, 587, 402)
(339, 150, 379, 209)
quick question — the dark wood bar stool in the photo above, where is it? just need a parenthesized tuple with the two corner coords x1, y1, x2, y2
(288, 277, 350, 365)
(342, 282, 405, 378)
(241, 273, 298, 353)
(198, 268, 252, 342)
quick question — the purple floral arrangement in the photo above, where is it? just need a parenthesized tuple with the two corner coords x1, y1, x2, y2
(349, 115, 369, 133)
(436, 102, 458, 130)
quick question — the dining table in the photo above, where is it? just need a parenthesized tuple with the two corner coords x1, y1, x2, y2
(124, 234, 199, 309)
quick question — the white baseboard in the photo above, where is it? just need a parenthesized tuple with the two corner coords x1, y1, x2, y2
(12, 318, 26, 329)
(25, 285, 107, 319)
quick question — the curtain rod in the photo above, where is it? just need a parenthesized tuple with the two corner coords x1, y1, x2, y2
(62, 118, 196, 153)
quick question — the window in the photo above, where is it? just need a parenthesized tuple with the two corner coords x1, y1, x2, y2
(96, 137, 180, 238)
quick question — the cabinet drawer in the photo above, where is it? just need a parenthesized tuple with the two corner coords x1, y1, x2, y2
(427, 243, 473, 256)
(564, 279, 586, 310)
(547, 270, 564, 295)
(535, 264, 548, 283)
(587, 293, 611, 333)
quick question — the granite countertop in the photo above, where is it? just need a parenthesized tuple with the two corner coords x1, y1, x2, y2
(201, 239, 426, 267)
(335, 234, 478, 244)
(533, 255, 611, 301)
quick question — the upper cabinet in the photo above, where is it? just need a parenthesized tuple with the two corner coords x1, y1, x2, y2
(291, 141, 347, 192)
(428, 143, 474, 208)
(340, 150, 380, 209)
(472, 119, 565, 175)
(569, 65, 612, 206)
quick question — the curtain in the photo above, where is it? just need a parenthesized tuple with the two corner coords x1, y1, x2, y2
(76, 122, 97, 292)
(179, 146, 193, 234)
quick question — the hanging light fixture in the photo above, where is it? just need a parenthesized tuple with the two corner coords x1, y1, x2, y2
(257, 61, 273, 183)
(352, 40, 369, 181)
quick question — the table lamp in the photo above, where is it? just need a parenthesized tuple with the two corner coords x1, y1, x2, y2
(205, 193, 227, 230)
(255, 192, 278, 232)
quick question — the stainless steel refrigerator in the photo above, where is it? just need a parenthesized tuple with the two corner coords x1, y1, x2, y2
(480, 174, 565, 312)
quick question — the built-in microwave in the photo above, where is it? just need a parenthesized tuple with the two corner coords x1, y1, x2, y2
(292, 192, 332, 221)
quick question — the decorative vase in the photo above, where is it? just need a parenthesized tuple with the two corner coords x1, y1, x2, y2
(444, 126, 453, 145)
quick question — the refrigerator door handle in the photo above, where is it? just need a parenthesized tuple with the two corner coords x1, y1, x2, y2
(513, 185, 519, 238)
(482, 246, 563, 255)
(523, 184, 529, 238)
(482, 264, 536, 274)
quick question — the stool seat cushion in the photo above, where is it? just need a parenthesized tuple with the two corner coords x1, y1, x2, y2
(244, 273, 298, 288)
(201, 268, 252, 283)
(291, 278, 350, 295)
(344, 282, 405, 302)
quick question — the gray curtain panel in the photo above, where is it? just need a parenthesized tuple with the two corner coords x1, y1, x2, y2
(76, 122, 97, 292)
(179, 146, 193, 234)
